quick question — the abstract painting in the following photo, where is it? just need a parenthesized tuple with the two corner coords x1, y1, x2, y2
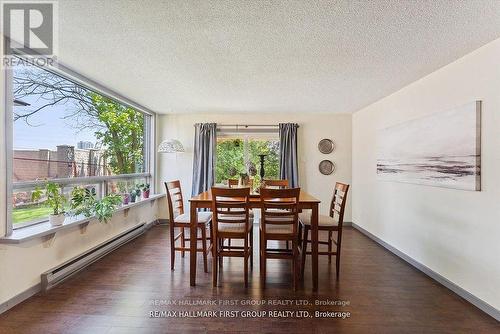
(377, 101, 481, 191)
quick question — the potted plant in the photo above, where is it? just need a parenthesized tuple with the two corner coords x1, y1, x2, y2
(94, 194, 122, 223)
(70, 186, 97, 217)
(139, 183, 150, 199)
(45, 182, 66, 226)
(117, 181, 130, 205)
(130, 186, 140, 203)
(70, 187, 122, 223)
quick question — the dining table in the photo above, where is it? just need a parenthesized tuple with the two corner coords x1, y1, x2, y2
(188, 190, 321, 291)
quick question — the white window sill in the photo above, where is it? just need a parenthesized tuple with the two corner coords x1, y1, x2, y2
(0, 194, 165, 244)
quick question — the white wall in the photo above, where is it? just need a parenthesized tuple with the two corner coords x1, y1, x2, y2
(352, 38, 500, 311)
(158, 113, 352, 220)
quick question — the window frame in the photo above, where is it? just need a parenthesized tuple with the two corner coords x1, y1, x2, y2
(5, 55, 157, 235)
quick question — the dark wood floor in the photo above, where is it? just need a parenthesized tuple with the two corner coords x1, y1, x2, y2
(0, 224, 498, 334)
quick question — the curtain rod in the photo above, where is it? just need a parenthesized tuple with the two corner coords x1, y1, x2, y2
(216, 124, 299, 128)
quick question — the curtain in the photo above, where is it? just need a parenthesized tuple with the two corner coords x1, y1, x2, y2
(279, 123, 299, 188)
(191, 123, 217, 196)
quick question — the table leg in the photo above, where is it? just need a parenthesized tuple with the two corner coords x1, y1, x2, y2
(190, 203, 198, 286)
(311, 203, 319, 292)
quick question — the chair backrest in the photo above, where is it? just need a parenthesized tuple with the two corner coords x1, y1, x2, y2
(211, 187, 251, 233)
(165, 180, 184, 222)
(262, 179, 289, 189)
(329, 182, 350, 227)
(260, 187, 300, 235)
(228, 178, 254, 189)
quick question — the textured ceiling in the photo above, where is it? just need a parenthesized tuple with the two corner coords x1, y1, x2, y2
(58, 0, 500, 114)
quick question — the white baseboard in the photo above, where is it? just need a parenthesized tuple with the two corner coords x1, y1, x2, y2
(351, 222, 500, 322)
(0, 283, 40, 314)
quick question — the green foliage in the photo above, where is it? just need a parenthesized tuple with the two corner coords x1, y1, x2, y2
(70, 186, 97, 217)
(138, 183, 150, 191)
(45, 182, 66, 215)
(94, 194, 122, 223)
(90, 93, 144, 175)
(70, 186, 122, 223)
(215, 138, 280, 188)
(31, 186, 43, 203)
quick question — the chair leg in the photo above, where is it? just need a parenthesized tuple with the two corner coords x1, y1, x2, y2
(336, 231, 342, 279)
(298, 223, 303, 247)
(328, 231, 333, 263)
(219, 238, 223, 268)
(292, 239, 298, 291)
(260, 230, 266, 288)
(301, 226, 309, 278)
(209, 222, 214, 248)
(244, 234, 249, 288)
(250, 227, 254, 270)
(286, 240, 289, 250)
(201, 225, 208, 273)
(228, 238, 231, 250)
(180, 227, 185, 258)
(212, 237, 218, 287)
(170, 224, 175, 271)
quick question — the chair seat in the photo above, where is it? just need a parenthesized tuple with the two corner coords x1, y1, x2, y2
(218, 222, 251, 233)
(174, 212, 212, 224)
(299, 212, 338, 228)
(260, 221, 294, 234)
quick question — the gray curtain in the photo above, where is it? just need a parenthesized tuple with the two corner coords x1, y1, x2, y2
(279, 123, 299, 188)
(191, 123, 217, 196)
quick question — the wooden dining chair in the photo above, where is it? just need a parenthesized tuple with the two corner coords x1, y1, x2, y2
(227, 179, 255, 250)
(211, 187, 253, 287)
(165, 180, 213, 273)
(261, 179, 291, 249)
(299, 182, 349, 279)
(262, 179, 289, 189)
(259, 187, 301, 290)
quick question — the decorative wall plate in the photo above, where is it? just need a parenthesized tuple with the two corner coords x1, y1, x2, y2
(318, 139, 335, 154)
(319, 160, 335, 175)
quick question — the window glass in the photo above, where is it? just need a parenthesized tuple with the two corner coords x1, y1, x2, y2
(216, 136, 280, 189)
(11, 61, 151, 228)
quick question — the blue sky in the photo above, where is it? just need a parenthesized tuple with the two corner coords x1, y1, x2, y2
(13, 66, 98, 150)
(14, 98, 97, 150)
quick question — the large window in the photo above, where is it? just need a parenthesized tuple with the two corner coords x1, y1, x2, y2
(9, 59, 153, 229)
(216, 134, 280, 189)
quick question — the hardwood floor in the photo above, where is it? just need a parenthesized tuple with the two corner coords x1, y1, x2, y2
(0, 224, 498, 333)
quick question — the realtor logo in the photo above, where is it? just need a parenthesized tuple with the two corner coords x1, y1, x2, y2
(2, 1, 56, 56)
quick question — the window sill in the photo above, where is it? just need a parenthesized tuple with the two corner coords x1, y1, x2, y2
(0, 194, 165, 244)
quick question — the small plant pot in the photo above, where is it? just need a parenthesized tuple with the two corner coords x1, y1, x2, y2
(123, 193, 130, 205)
(142, 189, 150, 199)
(49, 213, 65, 226)
(130, 194, 137, 203)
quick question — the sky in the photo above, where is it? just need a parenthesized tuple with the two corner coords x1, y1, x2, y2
(14, 98, 98, 150)
(13, 65, 99, 151)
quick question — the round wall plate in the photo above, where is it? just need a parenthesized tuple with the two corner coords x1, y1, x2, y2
(319, 160, 335, 175)
(318, 139, 335, 154)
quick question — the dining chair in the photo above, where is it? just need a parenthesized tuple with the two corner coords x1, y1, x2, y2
(211, 187, 253, 287)
(261, 179, 289, 189)
(259, 187, 301, 290)
(227, 179, 255, 250)
(165, 180, 213, 273)
(299, 182, 349, 279)
(261, 179, 291, 249)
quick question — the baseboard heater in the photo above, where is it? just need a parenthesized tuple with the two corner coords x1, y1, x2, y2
(41, 223, 148, 291)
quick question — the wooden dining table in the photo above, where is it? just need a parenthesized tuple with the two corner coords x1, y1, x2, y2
(188, 190, 321, 291)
